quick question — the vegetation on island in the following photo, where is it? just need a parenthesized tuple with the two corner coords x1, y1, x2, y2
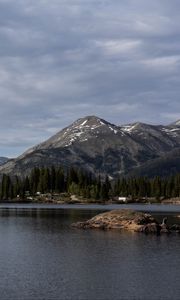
(0, 166, 179, 202)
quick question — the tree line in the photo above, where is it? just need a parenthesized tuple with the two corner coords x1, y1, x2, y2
(0, 167, 109, 201)
(0, 166, 179, 201)
(114, 175, 180, 199)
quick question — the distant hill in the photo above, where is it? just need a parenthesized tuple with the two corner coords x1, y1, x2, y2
(0, 115, 180, 178)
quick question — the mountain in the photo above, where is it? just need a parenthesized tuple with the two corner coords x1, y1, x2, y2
(0, 115, 180, 178)
(127, 148, 180, 178)
(0, 157, 9, 166)
(170, 119, 180, 126)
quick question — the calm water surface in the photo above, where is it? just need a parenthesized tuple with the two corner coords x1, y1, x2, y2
(0, 204, 179, 300)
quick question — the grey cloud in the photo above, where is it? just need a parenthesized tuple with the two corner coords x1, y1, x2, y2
(0, 0, 179, 156)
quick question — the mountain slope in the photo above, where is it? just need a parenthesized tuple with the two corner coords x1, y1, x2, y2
(0, 116, 180, 178)
(0, 157, 9, 166)
(127, 148, 180, 178)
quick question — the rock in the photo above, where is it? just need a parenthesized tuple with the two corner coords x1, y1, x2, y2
(170, 224, 180, 233)
(136, 223, 161, 234)
(72, 209, 179, 235)
(72, 209, 158, 233)
(160, 224, 170, 234)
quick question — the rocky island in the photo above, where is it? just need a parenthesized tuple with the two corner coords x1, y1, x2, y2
(72, 209, 180, 234)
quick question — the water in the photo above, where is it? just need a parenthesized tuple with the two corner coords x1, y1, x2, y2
(1, 202, 180, 212)
(0, 204, 179, 300)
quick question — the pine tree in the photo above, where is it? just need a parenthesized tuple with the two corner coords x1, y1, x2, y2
(55, 168, 65, 193)
(1, 174, 11, 200)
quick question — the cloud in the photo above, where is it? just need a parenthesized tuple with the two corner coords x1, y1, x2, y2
(0, 0, 179, 156)
(142, 55, 180, 71)
(94, 39, 142, 56)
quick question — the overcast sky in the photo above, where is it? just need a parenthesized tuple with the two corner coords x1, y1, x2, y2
(0, 0, 180, 157)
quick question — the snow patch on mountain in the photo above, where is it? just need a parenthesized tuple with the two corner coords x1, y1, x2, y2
(121, 124, 137, 133)
(171, 120, 180, 126)
(80, 120, 88, 127)
(108, 125, 118, 134)
(161, 127, 180, 138)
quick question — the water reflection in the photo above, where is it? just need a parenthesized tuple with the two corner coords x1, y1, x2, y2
(0, 207, 179, 299)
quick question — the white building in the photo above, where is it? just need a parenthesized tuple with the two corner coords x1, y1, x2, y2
(116, 197, 127, 202)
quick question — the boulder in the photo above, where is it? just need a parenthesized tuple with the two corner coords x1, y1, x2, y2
(136, 223, 161, 234)
(170, 224, 180, 233)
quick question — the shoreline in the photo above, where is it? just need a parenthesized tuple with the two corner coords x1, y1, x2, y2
(0, 201, 180, 213)
(0, 198, 180, 205)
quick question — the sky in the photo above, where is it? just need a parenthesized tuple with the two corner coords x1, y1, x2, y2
(0, 0, 180, 157)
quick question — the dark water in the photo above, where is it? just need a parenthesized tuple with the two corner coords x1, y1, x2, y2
(0, 204, 180, 300)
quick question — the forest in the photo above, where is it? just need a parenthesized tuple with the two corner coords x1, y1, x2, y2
(0, 166, 180, 201)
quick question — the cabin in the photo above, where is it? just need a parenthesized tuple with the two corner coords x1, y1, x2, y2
(113, 196, 128, 203)
(117, 197, 127, 202)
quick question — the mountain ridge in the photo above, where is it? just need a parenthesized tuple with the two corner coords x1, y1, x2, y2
(0, 157, 9, 166)
(0, 115, 180, 178)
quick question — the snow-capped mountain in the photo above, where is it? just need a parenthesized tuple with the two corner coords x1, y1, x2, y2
(0, 116, 180, 178)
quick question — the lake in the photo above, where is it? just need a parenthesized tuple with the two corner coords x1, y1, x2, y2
(0, 203, 179, 300)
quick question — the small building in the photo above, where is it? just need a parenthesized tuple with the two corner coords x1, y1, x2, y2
(117, 197, 127, 202)
(113, 196, 128, 203)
